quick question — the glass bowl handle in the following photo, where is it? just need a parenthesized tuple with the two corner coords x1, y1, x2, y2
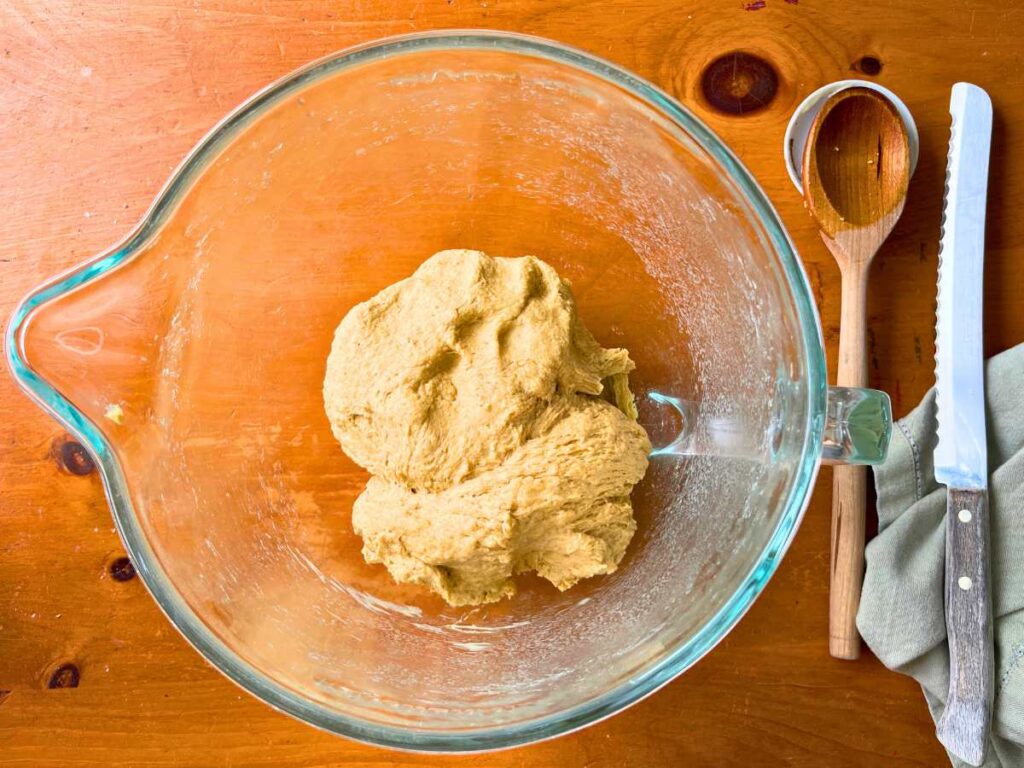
(646, 386, 891, 466)
(820, 386, 892, 466)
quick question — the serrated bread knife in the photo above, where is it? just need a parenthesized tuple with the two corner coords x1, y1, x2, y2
(933, 82, 994, 767)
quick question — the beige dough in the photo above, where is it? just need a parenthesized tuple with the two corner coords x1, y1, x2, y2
(324, 249, 650, 606)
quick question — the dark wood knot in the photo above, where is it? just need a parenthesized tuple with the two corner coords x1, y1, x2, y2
(59, 440, 95, 476)
(700, 52, 779, 115)
(109, 556, 136, 582)
(854, 55, 883, 76)
(48, 663, 80, 689)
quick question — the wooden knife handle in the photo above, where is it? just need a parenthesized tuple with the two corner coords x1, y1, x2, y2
(936, 488, 994, 767)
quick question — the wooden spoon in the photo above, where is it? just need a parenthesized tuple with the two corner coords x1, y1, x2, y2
(802, 87, 911, 660)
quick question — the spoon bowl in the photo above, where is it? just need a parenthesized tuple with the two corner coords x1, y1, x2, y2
(804, 87, 912, 257)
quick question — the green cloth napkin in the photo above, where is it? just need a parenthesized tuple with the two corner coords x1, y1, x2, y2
(858, 343, 1024, 767)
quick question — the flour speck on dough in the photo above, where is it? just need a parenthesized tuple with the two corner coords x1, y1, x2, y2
(324, 249, 650, 606)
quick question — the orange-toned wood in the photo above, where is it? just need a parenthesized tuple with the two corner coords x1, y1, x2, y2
(802, 88, 912, 660)
(1, 1, 1022, 765)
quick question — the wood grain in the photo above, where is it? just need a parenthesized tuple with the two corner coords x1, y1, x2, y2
(936, 488, 994, 766)
(2, 1, 1023, 765)
(830, 263, 869, 659)
(802, 88, 911, 660)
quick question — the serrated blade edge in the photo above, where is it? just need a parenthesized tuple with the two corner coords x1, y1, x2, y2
(934, 83, 992, 489)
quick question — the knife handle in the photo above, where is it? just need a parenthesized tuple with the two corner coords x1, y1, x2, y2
(936, 488, 994, 767)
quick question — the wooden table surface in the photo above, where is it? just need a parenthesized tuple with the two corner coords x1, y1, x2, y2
(2, 1, 1022, 765)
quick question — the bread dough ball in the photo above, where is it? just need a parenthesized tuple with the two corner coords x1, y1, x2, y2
(324, 249, 650, 606)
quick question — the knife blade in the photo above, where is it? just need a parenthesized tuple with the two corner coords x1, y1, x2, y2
(933, 82, 993, 768)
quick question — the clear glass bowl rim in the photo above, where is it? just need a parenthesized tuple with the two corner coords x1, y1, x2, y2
(5, 30, 826, 753)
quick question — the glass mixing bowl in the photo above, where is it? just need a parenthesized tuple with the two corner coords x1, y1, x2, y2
(6, 32, 890, 751)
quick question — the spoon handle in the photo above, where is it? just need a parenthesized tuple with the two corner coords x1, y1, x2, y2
(830, 261, 869, 660)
